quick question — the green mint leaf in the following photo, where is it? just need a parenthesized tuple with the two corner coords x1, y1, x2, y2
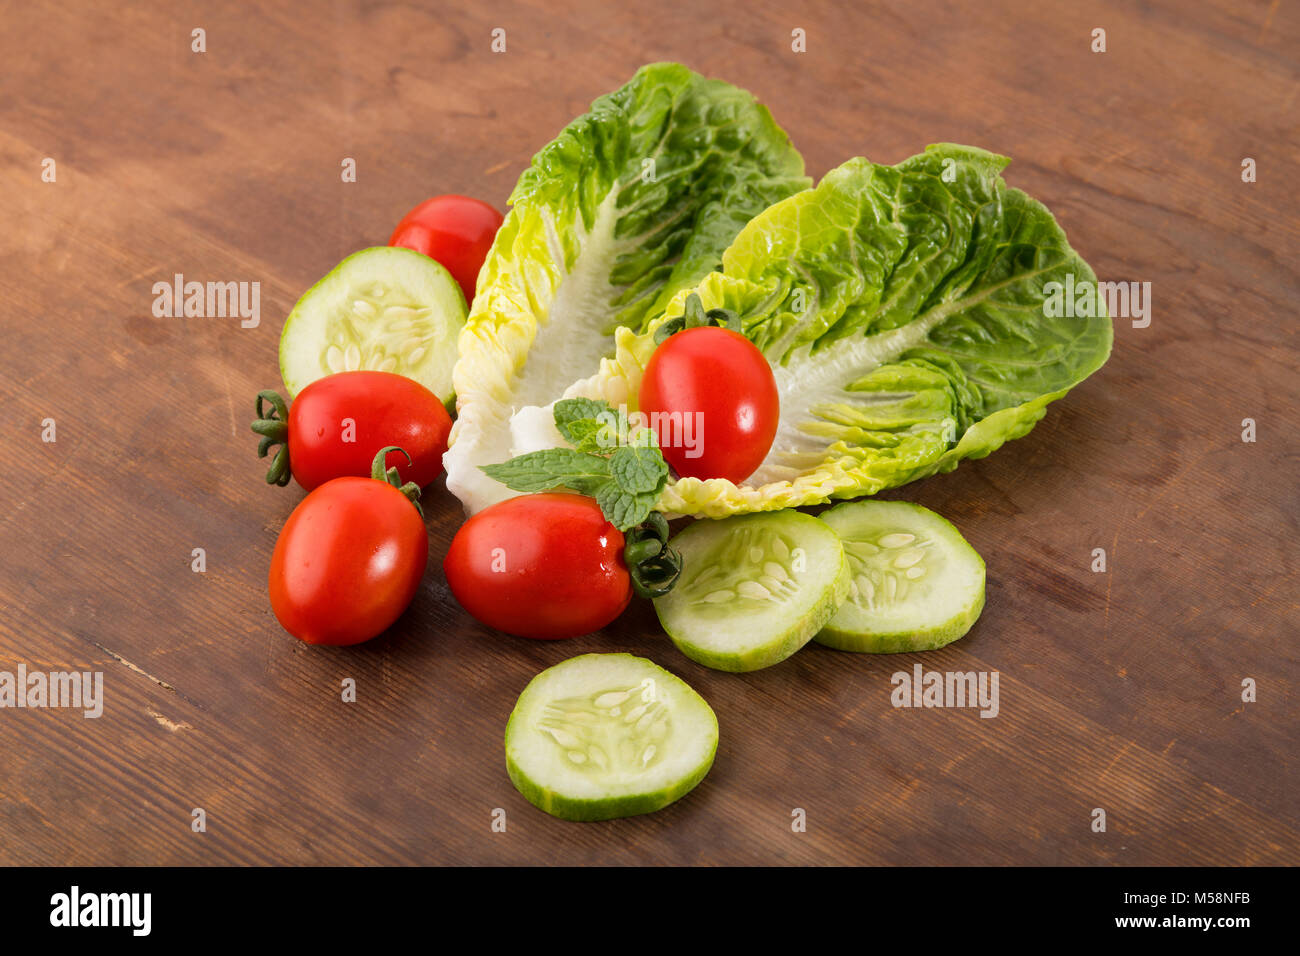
(554, 397, 610, 433)
(560, 418, 607, 453)
(595, 405, 630, 451)
(609, 444, 668, 495)
(564, 475, 615, 496)
(481, 449, 612, 495)
(553, 397, 627, 452)
(626, 424, 659, 449)
(595, 482, 659, 532)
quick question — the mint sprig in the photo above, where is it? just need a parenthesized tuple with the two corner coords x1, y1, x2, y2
(479, 448, 611, 496)
(595, 482, 660, 532)
(481, 400, 682, 596)
(480, 399, 670, 532)
(552, 397, 620, 453)
(609, 444, 667, 495)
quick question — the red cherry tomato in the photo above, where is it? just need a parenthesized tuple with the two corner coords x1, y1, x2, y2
(638, 326, 779, 484)
(443, 493, 632, 640)
(388, 195, 504, 307)
(278, 371, 451, 491)
(269, 470, 428, 646)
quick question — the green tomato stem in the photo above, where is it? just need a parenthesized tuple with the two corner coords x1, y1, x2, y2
(371, 446, 424, 518)
(251, 390, 291, 487)
(625, 515, 682, 599)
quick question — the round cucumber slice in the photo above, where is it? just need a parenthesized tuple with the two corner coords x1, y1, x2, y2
(816, 500, 985, 653)
(278, 246, 466, 409)
(653, 511, 850, 673)
(505, 654, 718, 822)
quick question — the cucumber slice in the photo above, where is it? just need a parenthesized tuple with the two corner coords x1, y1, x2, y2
(279, 246, 467, 409)
(816, 500, 985, 653)
(653, 511, 849, 672)
(505, 654, 718, 821)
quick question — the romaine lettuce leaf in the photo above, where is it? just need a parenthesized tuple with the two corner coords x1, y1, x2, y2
(444, 63, 810, 513)
(583, 144, 1113, 517)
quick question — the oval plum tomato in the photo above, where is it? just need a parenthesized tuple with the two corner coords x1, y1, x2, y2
(253, 371, 452, 491)
(269, 447, 429, 646)
(388, 195, 504, 308)
(443, 493, 632, 640)
(638, 326, 779, 484)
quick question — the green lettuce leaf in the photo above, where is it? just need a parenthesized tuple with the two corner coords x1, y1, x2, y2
(444, 63, 810, 513)
(586, 144, 1113, 516)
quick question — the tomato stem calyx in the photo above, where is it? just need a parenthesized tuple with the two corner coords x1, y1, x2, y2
(371, 446, 424, 518)
(653, 292, 742, 345)
(251, 390, 292, 487)
(625, 511, 682, 599)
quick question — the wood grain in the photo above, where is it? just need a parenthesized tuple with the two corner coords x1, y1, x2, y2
(0, 0, 1295, 865)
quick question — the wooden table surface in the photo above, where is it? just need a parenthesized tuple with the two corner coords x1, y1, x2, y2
(0, 0, 1295, 866)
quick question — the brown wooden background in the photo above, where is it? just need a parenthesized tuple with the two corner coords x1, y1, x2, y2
(0, 0, 1295, 866)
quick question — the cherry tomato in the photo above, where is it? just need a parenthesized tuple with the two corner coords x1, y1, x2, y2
(638, 326, 779, 484)
(269, 459, 429, 646)
(388, 195, 504, 307)
(255, 372, 452, 492)
(443, 493, 632, 640)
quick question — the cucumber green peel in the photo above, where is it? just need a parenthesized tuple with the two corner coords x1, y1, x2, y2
(816, 500, 985, 653)
(653, 511, 850, 672)
(505, 654, 718, 822)
(279, 246, 466, 409)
